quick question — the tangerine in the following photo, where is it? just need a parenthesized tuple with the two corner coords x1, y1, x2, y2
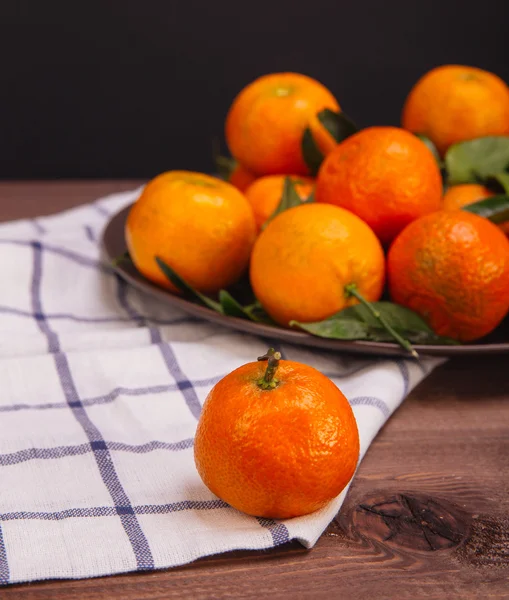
(250, 203, 385, 326)
(126, 171, 256, 294)
(315, 126, 443, 245)
(402, 65, 509, 156)
(226, 72, 339, 176)
(442, 184, 509, 236)
(194, 349, 360, 519)
(245, 174, 315, 231)
(388, 210, 509, 341)
(442, 183, 494, 210)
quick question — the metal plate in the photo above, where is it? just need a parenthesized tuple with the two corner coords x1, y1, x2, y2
(103, 205, 509, 357)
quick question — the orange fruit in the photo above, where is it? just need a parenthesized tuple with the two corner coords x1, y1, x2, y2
(442, 183, 494, 210)
(228, 163, 257, 193)
(388, 210, 509, 342)
(194, 349, 360, 519)
(402, 65, 509, 156)
(126, 171, 256, 294)
(442, 184, 509, 236)
(245, 175, 315, 230)
(225, 72, 340, 176)
(250, 203, 385, 326)
(315, 126, 443, 246)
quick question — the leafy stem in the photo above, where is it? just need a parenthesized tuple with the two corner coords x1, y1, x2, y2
(344, 284, 419, 359)
(462, 194, 509, 224)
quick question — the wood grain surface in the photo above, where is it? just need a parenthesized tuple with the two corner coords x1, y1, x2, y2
(1, 182, 508, 599)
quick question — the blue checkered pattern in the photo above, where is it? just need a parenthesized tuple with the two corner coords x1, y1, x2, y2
(0, 188, 442, 585)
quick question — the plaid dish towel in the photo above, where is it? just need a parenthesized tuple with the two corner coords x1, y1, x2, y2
(0, 188, 443, 585)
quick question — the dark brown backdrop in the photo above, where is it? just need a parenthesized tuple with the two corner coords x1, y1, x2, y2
(1, 0, 508, 179)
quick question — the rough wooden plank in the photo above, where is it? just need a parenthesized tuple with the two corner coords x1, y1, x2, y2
(0, 183, 508, 599)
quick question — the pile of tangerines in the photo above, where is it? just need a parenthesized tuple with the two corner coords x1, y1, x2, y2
(125, 65, 509, 519)
(126, 64, 509, 351)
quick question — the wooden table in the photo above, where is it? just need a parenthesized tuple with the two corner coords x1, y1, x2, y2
(1, 181, 508, 599)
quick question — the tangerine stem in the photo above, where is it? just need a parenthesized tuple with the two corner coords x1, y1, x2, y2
(344, 284, 419, 359)
(257, 348, 282, 389)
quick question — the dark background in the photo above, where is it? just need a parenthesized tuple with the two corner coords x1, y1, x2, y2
(1, 0, 508, 179)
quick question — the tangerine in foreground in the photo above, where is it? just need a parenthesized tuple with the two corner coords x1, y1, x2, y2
(194, 349, 360, 519)
(226, 72, 340, 176)
(125, 171, 256, 294)
(315, 126, 443, 246)
(388, 210, 509, 342)
(250, 203, 385, 326)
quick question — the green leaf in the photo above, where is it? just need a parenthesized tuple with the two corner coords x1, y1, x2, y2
(111, 251, 132, 267)
(155, 257, 222, 312)
(225, 273, 257, 305)
(263, 177, 305, 228)
(212, 137, 237, 181)
(445, 136, 509, 184)
(414, 133, 443, 167)
(344, 302, 432, 332)
(243, 301, 276, 325)
(344, 284, 418, 357)
(291, 316, 371, 340)
(343, 302, 456, 343)
(222, 297, 275, 324)
(462, 194, 509, 224)
(218, 290, 257, 320)
(301, 127, 324, 175)
(156, 257, 272, 323)
(317, 109, 358, 143)
(485, 172, 509, 195)
(305, 188, 316, 203)
(291, 302, 458, 345)
(301, 111, 358, 175)
(214, 155, 237, 182)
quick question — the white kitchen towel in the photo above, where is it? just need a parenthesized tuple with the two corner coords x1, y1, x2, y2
(0, 188, 442, 585)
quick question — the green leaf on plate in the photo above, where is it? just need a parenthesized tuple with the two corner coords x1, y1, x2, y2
(301, 127, 324, 176)
(111, 251, 132, 267)
(155, 257, 222, 312)
(343, 302, 436, 336)
(219, 290, 256, 320)
(317, 109, 358, 144)
(291, 315, 371, 340)
(462, 194, 509, 224)
(263, 177, 310, 228)
(445, 136, 509, 184)
(291, 302, 458, 345)
(220, 295, 274, 324)
(156, 257, 272, 323)
(243, 301, 276, 325)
